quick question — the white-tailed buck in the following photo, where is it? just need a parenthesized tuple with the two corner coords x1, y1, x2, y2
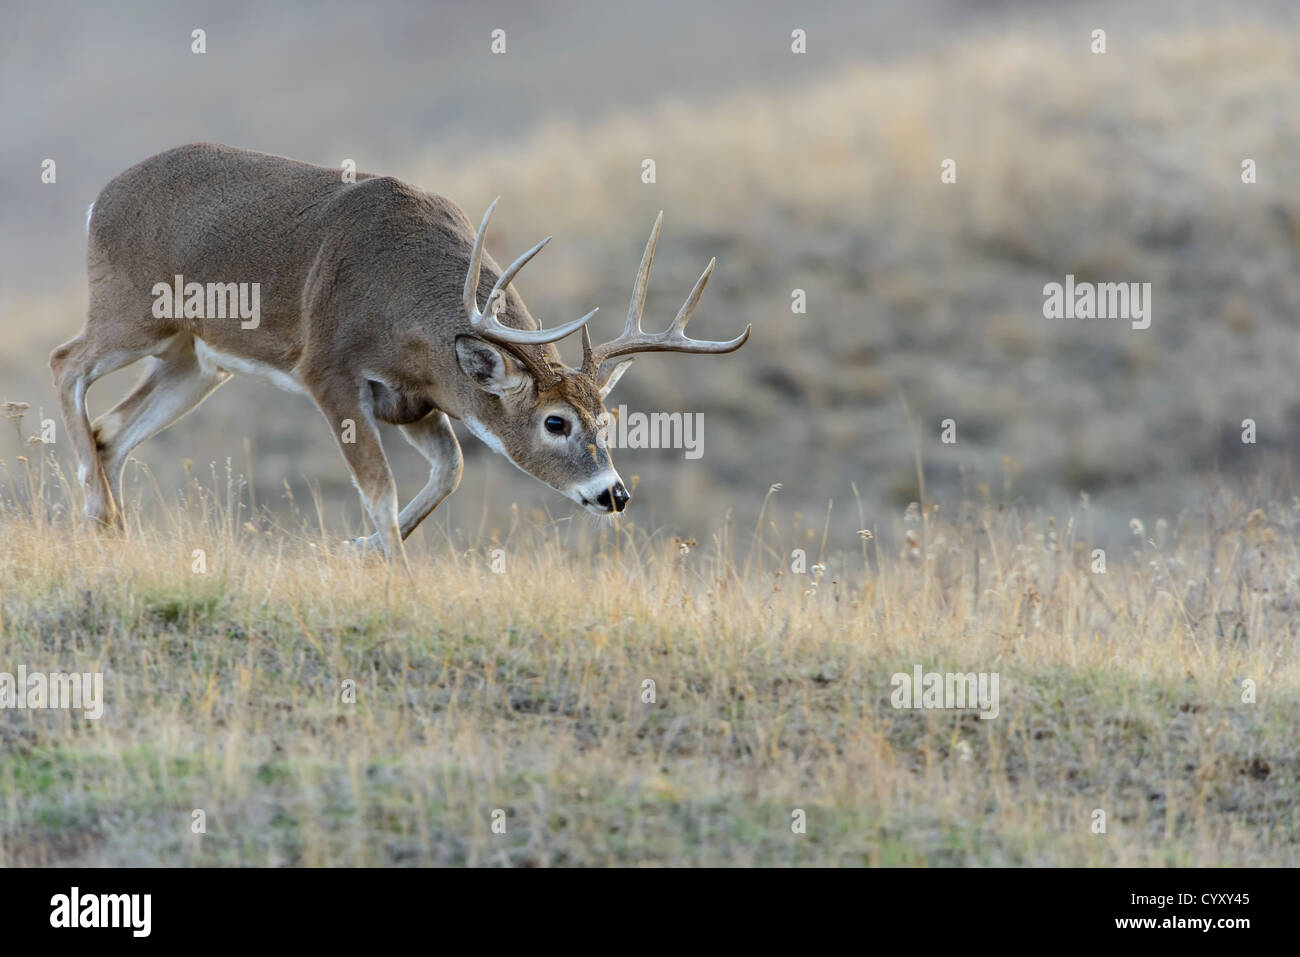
(51, 144, 749, 564)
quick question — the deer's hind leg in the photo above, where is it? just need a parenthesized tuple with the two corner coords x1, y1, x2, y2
(49, 315, 178, 527)
(92, 334, 230, 514)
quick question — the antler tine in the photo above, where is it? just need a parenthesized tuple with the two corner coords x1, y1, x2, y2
(462, 198, 599, 347)
(671, 257, 715, 334)
(584, 215, 751, 379)
(463, 196, 499, 320)
(661, 259, 751, 352)
(474, 305, 600, 347)
(624, 211, 663, 339)
(486, 234, 551, 313)
(580, 323, 595, 371)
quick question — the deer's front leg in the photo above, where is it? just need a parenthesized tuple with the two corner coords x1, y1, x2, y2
(396, 411, 464, 539)
(311, 379, 407, 569)
(352, 411, 464, 551)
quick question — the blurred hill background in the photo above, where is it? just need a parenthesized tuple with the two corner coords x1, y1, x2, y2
(3, 0, 1300, 552)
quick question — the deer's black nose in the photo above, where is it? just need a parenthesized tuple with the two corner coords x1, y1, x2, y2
(596, 482, 630, 513)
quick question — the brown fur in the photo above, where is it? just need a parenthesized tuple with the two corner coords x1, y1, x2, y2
(50, 143, 741, 563)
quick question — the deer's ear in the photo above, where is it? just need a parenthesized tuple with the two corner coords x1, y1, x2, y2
(456, 336, 530, 397)
(598, 359, 633, 399)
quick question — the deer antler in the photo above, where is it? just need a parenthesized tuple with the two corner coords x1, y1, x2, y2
(581, 212, 751, 384)
(463, 197, 598, 346)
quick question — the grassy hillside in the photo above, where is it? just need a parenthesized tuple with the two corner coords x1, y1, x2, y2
(2, 444, 1296, 865)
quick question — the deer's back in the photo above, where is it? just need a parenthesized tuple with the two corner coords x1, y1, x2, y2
(84, 143, 481, 367)
(89, 143, 365, 293)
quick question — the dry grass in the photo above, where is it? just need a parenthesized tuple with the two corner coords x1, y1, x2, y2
(1, 431, 1297, 866)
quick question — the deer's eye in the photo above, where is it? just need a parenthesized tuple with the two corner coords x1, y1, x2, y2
(544, 415, 570, 437)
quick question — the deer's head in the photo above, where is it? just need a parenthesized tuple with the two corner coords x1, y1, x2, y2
(453, 201, 750, 515)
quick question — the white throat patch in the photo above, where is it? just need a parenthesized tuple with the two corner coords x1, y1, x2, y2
(463, 416, 508, 457)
